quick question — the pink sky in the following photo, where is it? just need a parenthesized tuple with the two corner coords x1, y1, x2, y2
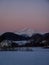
(0, 0, 49, 33)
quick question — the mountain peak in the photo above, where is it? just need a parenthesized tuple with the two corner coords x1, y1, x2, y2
(15, 28, 45, 37)
(15, 28, 34, 37)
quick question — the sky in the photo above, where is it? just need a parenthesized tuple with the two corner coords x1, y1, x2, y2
(0, 0, 49, 34)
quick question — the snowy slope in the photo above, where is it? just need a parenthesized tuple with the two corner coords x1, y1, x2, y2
(15, 28, 45, 37)
(15, 28, 36, 37)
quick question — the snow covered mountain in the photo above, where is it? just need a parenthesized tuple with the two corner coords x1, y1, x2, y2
(15, 28, 40, 37)
(14, 28, 32, 37)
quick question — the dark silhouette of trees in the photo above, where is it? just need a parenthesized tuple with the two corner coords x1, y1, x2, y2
(11, 42, 19, 48)
(30, 33, 43, 46)
(0, 32, 49, 50)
